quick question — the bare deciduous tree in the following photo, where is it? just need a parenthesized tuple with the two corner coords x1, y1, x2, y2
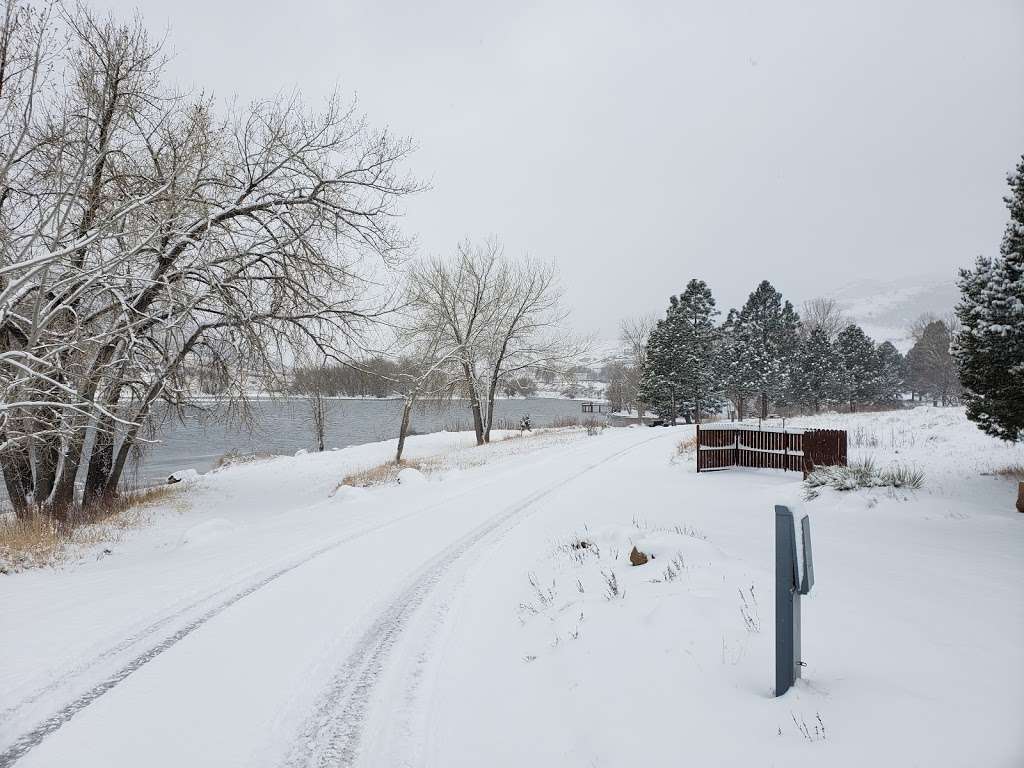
(0, 2, 419, 516)
(408, 238, 581, 445)
(619, 314, 655, 423)
(799, 297, 849, 342)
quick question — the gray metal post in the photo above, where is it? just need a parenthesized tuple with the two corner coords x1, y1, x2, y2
(775, 504, 803, 696)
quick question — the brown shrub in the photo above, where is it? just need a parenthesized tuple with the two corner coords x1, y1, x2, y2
(339, 457, 439, 488)
(989, 464, 1024, 481)
(0, 485, 178, 571)
(675, 435, 697, 456)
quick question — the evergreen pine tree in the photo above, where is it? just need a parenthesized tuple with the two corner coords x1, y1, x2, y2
(789, 327, 840, 413)
(637, 280, 722, 423)
(672, 279, 722, 422)
(875, 341, 906, 404)
(835, 324, 880, 412)
(638, 316, 680, 422)
(908, 321, 959, 406)
(734, 280, 800, 418)
(954, 155, 1024, 441)
(720, 308, 758, 420)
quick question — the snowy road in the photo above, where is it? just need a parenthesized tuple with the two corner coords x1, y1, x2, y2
(2, 428, 672, 767)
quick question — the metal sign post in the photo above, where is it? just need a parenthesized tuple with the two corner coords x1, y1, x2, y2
(775, 505, 814, 697)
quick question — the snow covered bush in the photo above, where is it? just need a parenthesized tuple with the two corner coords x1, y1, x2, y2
(803, 458, 924, 499)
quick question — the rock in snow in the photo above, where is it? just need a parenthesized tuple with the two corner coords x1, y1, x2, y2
(166, 468, 200, 484)
(629, 545, 650, 566)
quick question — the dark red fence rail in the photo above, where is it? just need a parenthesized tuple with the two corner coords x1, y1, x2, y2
(696, 424, 847, 476)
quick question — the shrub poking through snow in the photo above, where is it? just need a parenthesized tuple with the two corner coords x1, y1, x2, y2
(339, 458, 438, 488)
(739, 585, 760, 633)
(0, 486, 177, 571)
(601, 570, 624, 600)
(803, 458, 924, 499)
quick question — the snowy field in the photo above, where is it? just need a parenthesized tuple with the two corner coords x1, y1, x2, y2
(1, 408, 1021, 767)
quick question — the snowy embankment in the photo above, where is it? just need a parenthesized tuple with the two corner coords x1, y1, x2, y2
(1, 409, 1021, 767)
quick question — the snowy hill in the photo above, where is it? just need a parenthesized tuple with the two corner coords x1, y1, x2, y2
(821, 274, 960, 351)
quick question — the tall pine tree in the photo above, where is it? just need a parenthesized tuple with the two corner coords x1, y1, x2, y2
(789, 327, 840, 413)
(638, 280, 722, 423)
(672, 280, 722, 422)
(875, 341, 906, 404)
(835, 324, 880, 412)
(908, 321, 959, 406)
(720, 308, 758, 419)
(954, 155, 1024, 441)
(734, 280, 800, 418)
(638, 317, 680, 422)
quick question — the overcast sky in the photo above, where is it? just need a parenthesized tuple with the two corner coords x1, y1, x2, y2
(100, 0, 1024, 337)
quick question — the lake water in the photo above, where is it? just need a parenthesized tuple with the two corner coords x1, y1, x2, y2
(117, 397, 596, 487)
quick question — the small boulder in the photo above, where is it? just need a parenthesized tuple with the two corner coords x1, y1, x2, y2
(629, 546, 649, 567)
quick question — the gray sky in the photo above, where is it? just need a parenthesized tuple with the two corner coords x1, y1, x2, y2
(102, 0, 1024, 337)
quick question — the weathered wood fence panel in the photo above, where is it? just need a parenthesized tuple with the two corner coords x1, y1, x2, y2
(696, 424, 847, 475)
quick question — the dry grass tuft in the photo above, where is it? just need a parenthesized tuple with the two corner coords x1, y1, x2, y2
(214, 449, 275, 471)
(339, 457, 440, 488)
(987, 463, 1024, 481)
(0, 485, 179, 572)
(676, 435, 697, 456)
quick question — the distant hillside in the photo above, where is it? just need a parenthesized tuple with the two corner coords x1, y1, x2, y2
(821, 274, 960, 351)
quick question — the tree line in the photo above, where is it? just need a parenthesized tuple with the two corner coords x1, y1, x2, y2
(635, 280, 962, 424)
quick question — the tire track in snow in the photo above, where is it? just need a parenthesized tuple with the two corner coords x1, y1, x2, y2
(0, 464, 562, 768)
(284, 433, 667, 768)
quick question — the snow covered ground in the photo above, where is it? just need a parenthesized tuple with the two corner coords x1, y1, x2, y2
(1, 409, 1021, 767)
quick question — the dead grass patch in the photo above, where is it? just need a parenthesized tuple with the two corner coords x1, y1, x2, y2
(986, 463, 1024, 481)
(0, 485, 179, 572)
(214, 449, 275, 471)
(339, 457, 441, 488)
(676, 435, 697, 456)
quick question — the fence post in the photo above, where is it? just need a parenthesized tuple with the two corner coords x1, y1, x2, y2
(696, 423, 701, 473)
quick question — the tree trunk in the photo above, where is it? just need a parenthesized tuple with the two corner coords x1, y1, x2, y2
(637, 399, 645, 426)
(50, 429, 85, 514)
(483, 374, 501, 443)
(106, 407, 152, 496)
(83, 412, 116, 507)
(309, 391, 326, 452)
(396, 396, 415, 463)
(459, 362, 485, 445)
(760, 392, 768, 419)
(0, 437, 34, 519)
(33, 427, 61, 505)
(737, 396, 745, 421)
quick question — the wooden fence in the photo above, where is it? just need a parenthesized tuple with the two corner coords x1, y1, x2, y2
(696, 424, 847, 476)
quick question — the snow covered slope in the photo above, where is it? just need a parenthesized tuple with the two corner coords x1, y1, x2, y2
(822, 274, 960, 350)
(1, 410, 1021, 767)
